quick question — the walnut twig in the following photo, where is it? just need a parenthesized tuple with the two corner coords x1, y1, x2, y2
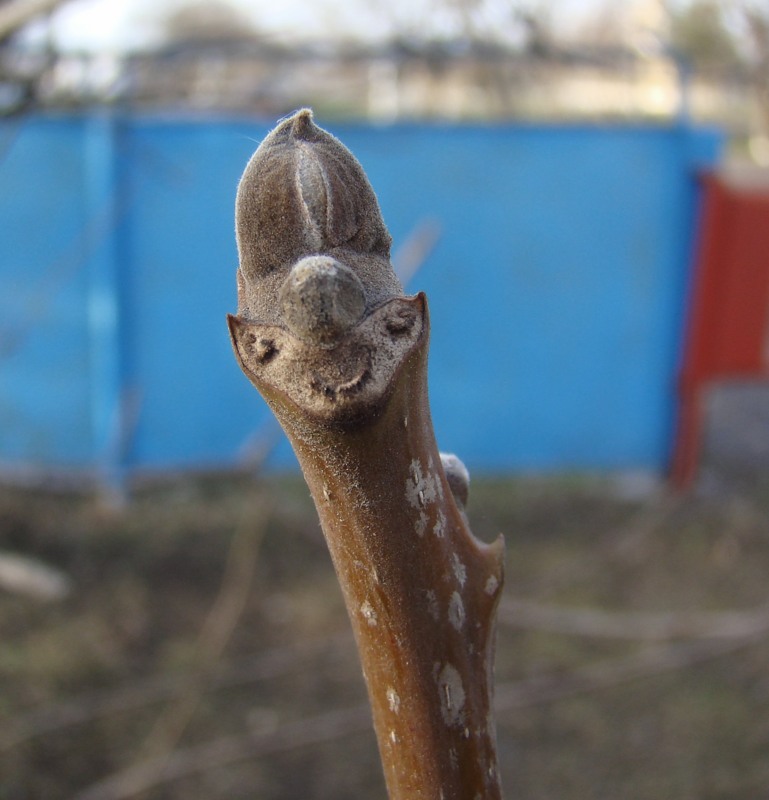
(228, 109, 505, 800)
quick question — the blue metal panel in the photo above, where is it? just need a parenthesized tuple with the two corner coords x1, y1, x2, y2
(330, 123, 722, 471)
(0, 115, 722, 478)
(0, 117, 93, 469)
(114, 120, 278, 470)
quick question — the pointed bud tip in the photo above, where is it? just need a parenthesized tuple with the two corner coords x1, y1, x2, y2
(272, 108, 320, 142)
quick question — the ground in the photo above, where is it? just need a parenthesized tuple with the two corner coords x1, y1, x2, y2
(1, 463, 769, 799)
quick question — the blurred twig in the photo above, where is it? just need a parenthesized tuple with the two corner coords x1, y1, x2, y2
(0, 0, 65, 42)
(129, 496, 272, 799)
(71, 609, 769, 799)
(73, 705, 373, 800)
(495, 628, 769, 713)
(526, 492, 681, 596)
(0, 551, 70, 601)
(497, 598, 769, 640)
(1, 630, 353, 751)
(392, 217, 442, 288)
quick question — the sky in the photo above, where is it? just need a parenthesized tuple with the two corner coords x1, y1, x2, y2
(46, 0, 620, 53)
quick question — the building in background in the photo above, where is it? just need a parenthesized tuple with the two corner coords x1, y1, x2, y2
(0, 0, 767, 161)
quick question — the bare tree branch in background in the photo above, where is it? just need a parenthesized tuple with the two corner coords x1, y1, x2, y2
(72, 607, 769, 799)
(159, 0, 259, 45)
(0, 0, 66, 42)
(739, 0, 769, 133)
(122, 498, 273, 799)
(668, 0, 742, 73)
(0, 631, 355, 752)
(498, 598, 769, 641)
(0, 0, 69, 114)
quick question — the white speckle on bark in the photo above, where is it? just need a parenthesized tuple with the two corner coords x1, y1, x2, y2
(322, 484, 331, 502)
(451, 552, 467, 586)
(406, 458, 438, 510)
(415, 509, 428, 537)
(463, 727, 470, 739)
(437, 663, 466, 727)
(448, 591, 465, 631)
(426, 589, 440, 621)
(484, 574, 499, 596)
(433, 508, 446, 538)
(390, 729, 399, 744)
(448, 748, 459, 770)
(403, 414, 408, 429)
(428, 454, 445, 500)
(360, 600, 378, 626)
(386, 687, 401, 713)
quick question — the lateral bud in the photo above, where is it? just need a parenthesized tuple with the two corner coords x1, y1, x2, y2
(279, 255, 366, 346)
(441, 452, 471, 508)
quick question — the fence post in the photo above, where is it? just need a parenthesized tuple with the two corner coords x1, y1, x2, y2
(84, 112, 127, 495)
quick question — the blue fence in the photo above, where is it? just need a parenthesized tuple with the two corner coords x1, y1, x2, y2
(0, 113, 722, 481)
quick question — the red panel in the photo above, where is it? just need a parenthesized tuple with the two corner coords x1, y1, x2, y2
(710, 188, 769, 373)
(672, 174, 769, 488)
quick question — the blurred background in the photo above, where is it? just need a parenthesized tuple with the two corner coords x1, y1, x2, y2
(2, 1, 769, 798)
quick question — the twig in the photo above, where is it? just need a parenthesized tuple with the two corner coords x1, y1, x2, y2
(0, 0, 66, 41)
(0, 551, 71, 600)
(495, 626, 769, 712)
(1, 631, 353, 751)
(392, 217, 442, 287)
(72, 705, 373, 800)
(498, 598, 769, 641)
(124, 497, 273, 798)
(72, 616, 769, 799)
(228, 109, 505, 798)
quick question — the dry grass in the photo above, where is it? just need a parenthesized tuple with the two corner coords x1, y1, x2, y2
(1, 471, 769, 799)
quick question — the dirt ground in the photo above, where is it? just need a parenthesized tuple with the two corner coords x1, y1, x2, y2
(1, 452, 769, 799)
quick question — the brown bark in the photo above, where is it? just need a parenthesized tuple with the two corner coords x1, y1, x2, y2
(228, 109, 504, 799)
